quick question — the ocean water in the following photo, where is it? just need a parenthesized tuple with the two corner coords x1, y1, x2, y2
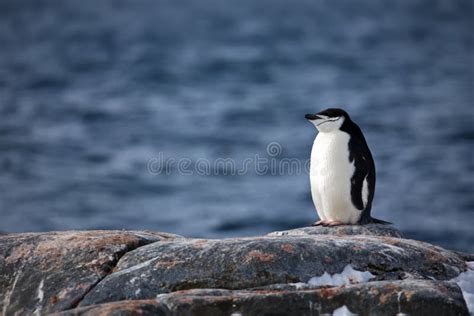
(0, 0, 472, 251)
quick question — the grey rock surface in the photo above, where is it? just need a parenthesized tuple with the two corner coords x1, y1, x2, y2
(80, 232, 466, 306)
(58, 280, 468, 316)
(0, 225, 471, 315)
(0, 230, 179, 314)
(268, 223, 403, 238)
(56, 300, 165, 316)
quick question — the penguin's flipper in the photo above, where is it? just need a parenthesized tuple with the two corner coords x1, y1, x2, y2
(348, 139, 375, 212)
(347, 134, 378, 225)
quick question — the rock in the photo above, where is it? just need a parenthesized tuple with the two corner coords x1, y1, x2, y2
(0, 230, 180, 315)
(58, 280, 469, 316)
(155, 280, 468, 316)
(267, 223, 403, 238)
(55, 300, 165, 316)
(0, 226, 471, 315)
(79, 233, 466, 306)
(455, 250, 474, 262)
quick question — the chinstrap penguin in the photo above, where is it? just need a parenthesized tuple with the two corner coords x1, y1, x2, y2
(305, 108, 390, 226)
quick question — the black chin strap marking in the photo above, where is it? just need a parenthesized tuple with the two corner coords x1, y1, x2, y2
(317, 117, 341, 127)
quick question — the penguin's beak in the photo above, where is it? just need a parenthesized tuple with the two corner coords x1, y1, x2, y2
(305, 114, 322, 120)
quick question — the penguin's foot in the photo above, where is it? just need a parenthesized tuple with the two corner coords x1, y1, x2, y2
(323, 220, 344, 227)
(312, 220, 325, 226)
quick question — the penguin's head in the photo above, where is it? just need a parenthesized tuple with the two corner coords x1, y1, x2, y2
(305, 108, 349, 133)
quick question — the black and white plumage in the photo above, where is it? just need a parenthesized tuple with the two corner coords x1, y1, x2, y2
(305, 108, 389, 226)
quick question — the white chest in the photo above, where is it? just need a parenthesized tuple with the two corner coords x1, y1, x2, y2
(309, 130, 360, 223)
(310, 131, 353, 179)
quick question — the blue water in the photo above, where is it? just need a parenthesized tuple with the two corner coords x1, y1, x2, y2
(0, 0, 473, 252)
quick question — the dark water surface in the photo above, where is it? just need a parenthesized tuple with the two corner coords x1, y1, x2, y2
(0, 0, 473, 251)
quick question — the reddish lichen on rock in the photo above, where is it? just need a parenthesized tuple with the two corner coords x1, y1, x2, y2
(244, 250, 276, 263)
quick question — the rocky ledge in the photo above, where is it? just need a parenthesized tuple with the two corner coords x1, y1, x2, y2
(0, 225, 472, 315)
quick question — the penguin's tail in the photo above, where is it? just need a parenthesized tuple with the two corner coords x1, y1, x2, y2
(369, 217, 392, 225)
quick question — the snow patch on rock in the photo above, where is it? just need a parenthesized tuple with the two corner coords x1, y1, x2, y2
(452, 261, 474, 314)
(332, 305, 357, 316)
(308, 265, 374, 287)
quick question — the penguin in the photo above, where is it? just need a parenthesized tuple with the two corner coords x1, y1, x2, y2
(304, 108, 390, 226)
